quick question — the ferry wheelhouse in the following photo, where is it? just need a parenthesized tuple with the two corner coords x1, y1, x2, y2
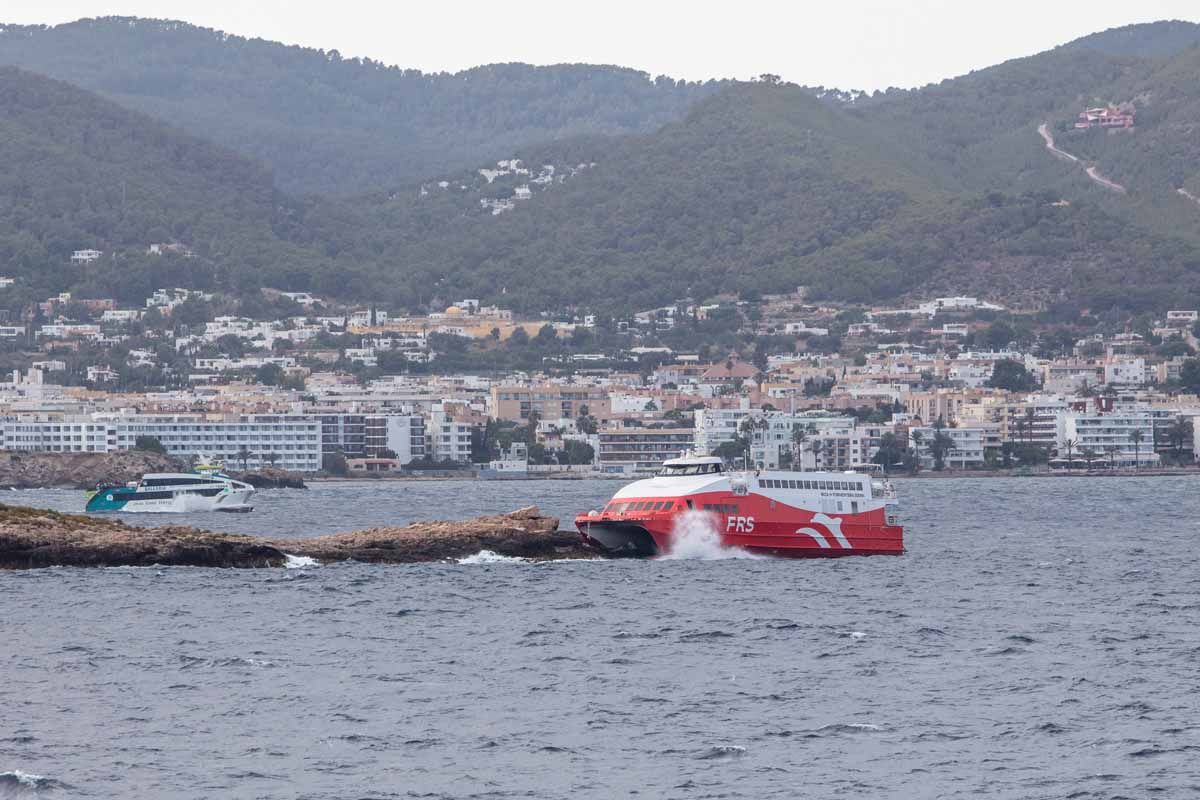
(86, 472, 255, 514)
(575, 454, 903, 557)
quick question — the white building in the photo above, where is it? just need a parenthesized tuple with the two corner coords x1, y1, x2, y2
(1056, 411, 1159, 468)
(102, 310, 142, 323)
(0, 414, 323, 471)
(693, 407, 754, 454)
(38, 324, 101, 340)
(909, 425, 989, 470)
(1104, 359, 1148, 386)
(364, 414, 426, 464)
(71, 249, 103, 264)
(428, 403, 475, 463)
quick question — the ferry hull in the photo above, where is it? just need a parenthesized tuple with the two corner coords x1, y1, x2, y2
(86, 487, 255, 513)
(576, 485, 904, 559)
(577, 521, 658, 556)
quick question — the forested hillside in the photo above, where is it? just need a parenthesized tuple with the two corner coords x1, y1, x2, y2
(0, 67, 325, 305)
(2, 20, 1200, 317)
(0, 18, 722, 195)
(295, 82, 945, 311)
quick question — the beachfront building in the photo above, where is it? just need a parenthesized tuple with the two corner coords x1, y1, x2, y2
(597, 428, 694, 475)
(908, 425, 991, 470)
(1055, 410, 1159, 468)
(0, 413, 323, 471)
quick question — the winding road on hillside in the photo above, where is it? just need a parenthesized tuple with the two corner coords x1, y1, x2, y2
(1038, 123, 1127, 194)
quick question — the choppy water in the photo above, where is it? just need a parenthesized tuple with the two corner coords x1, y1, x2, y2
(3, 476, 1200, 799)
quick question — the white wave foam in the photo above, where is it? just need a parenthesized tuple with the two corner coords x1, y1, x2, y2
(283, 554, 319, 569)
(0, 770, 55, 790)
(659, 510, 760, 561)
(457, 550, 529, 565)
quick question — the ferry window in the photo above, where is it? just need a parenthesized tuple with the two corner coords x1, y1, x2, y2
(788, 480, 798, 489)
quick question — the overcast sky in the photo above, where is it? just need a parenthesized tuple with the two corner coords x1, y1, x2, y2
(5, 1, 1200, 89)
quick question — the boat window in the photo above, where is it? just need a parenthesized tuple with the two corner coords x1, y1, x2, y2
(658, 463, 723, 477)
(788, 480, 797, 489)
(658, 501, 672, 510)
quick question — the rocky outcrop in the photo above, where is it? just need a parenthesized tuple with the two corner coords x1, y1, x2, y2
(0, 504, 592, 569)
(289, 506, 583, 563)
(0, 505, 285, 569)
(232, 468, 307, 489)
(0, 450, 185, 490)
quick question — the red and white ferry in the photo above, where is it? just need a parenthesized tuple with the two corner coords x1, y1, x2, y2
(575, 454, 903, 558)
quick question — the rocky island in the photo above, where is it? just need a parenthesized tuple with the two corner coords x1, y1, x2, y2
(0, 504, 593, 569)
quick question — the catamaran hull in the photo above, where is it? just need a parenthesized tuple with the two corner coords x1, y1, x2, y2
(86, 488, 255, 513)
(577, 521, 658, 556)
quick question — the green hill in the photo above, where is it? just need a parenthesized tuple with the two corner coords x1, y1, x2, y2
(0, 17, 722, 196)
(296, 82, 947, 311)
(3, 19, 1200, 318)
(0, 66, 324, 305)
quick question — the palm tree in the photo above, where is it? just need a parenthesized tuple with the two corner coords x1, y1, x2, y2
(1062, 438, 1078, 472)
(236, 446, 254, 472)
(909, 430, 925, 468)
(808, 439, 824, 471)
(1023, 408, 1037, 445)
(1080, 447, 1098, 472)
(1131, 429, 1145, 471)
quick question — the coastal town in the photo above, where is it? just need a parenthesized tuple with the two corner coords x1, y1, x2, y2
(2, 267, 1198, 478)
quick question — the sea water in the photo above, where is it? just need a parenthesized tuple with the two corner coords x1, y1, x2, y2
(2, 476, 1199, 798)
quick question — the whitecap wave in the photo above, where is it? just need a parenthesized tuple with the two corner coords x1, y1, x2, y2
(0, 770, 64, 792)
(659, 511, 760, 561)
(457, 550, 529, 564)
(283, 554, 319, 569)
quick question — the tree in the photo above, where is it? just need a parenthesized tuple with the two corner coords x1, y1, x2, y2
(256, 362, 285, 386)
(1164, 417, 1193, 462)
(322, 451, 348, 476)
(1181, 359, 1200, 394)
(808, 438, 825, 470)
(1080, 447, 1098, 471)
(264, 451, 279, 467)
(236, 446, 254, 471)
(982, 321, 1016, 351)
(988, 359, 1037, 392)
(564, 439, 595, 465)
(872, 432, 906, 474)
(1062, 438, 1078, 471)
(1131, 429, 1145, 471)
(575, 407, 598, 435)
(791, 423, 812, 469)
(644, 399, 659, 412)
(134, 435, 166, 455)
(928, 417, 956, 471)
